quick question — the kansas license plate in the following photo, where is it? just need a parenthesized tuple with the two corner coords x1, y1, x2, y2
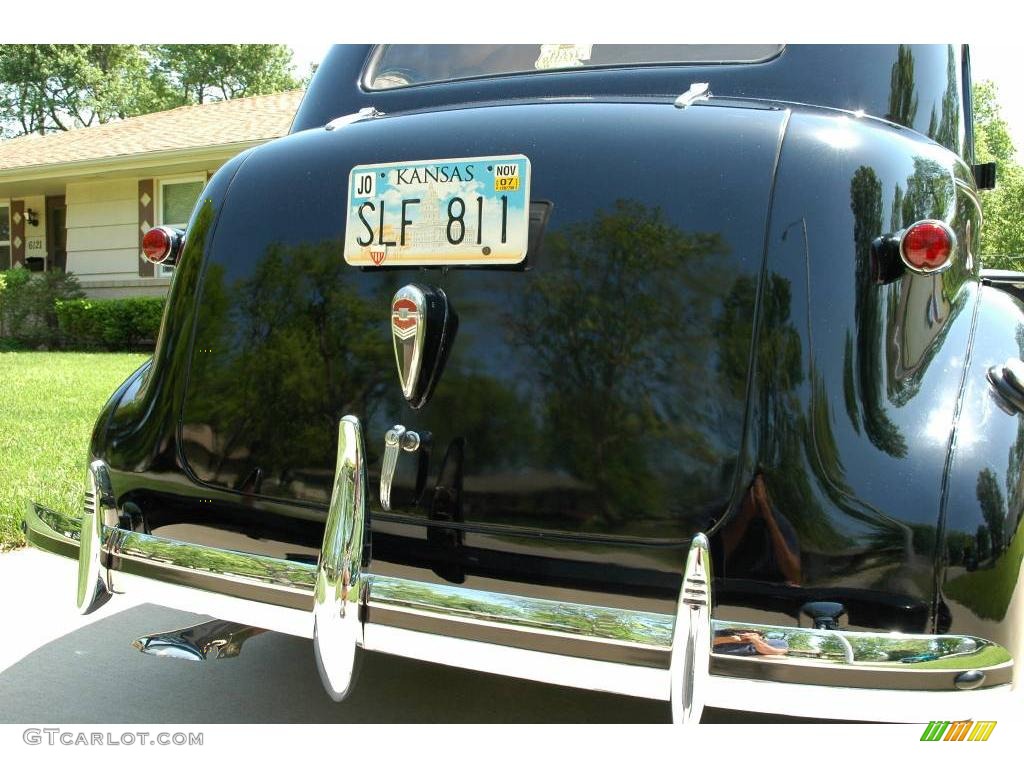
(344, 154, 531, 267)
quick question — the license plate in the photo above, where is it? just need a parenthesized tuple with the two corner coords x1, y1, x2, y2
(344, 154, 531, 267)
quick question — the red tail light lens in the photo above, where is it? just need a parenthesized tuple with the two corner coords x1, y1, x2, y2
(142, 227, 173, 264)
(899, 220, 955, 273)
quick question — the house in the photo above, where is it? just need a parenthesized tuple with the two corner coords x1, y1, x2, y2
(0, 90, 304, 298)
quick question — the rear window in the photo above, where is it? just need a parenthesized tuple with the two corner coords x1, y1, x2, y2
(364, 44, 784, 90)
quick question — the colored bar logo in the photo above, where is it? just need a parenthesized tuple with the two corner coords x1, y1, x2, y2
(920, 721, 997, 741)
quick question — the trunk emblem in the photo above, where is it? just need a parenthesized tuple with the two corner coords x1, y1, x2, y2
(390, 284, 457, 408)
(392, 288, 424, 399)
(392, 297, 419, 337)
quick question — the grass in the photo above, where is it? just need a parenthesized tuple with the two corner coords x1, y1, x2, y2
(0, 351, 148, 550)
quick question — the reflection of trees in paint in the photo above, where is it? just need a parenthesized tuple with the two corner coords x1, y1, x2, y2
(926, 46, 961, 154)
(944, 427, 1024, 622)
(718, 269, 851, 554)
(105, 197, 219, 470)
(181, 200, 756, 538)
(725, 164, 960, 571)
(414, 371, 534, 470)
(850, 165, 907, 458)
(1006, 403, 1024, 547)
(849, 158, 963, 442)
(886, 45, 918, 128)
(506, 199, 735, 524)
(976, 469, 1006, 558)
(893, 157, 954, 228)
(885, 157, 972, 410)
(885, 45, 961, 155)
(181, 239, 394, 502)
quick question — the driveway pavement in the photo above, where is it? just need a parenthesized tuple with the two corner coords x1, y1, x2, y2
(0, 549, 799, 723)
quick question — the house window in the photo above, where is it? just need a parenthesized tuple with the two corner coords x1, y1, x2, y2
(156, 176, 205, 277)
(0, 202, 10, 270)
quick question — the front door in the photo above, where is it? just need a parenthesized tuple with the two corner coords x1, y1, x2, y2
(46, 196, 67, 273)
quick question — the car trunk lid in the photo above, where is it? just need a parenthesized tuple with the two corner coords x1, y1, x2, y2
(179, 97, 787, 543)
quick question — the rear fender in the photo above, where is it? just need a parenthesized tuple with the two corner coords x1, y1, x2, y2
(939, 283, 1024, 685)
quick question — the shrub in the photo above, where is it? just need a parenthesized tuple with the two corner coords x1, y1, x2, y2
(0, 268, 84, 345)
(55, 296, 165, 350)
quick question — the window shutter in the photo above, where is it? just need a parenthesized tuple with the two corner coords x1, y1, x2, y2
(138, 179, 154, 277)
(11, 200, 25, 267)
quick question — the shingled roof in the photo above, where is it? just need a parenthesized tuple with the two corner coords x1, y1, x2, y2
(0, 89, 304, 174)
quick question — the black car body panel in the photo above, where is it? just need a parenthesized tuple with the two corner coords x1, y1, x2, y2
(713, 108, 981, 633)
(937, 284, 1024, 659)
(180, 99, 787, 537)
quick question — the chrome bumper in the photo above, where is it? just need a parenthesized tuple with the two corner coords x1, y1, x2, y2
(24, 415, 1015, 723)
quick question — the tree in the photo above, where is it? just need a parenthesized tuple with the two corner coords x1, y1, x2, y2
(974, 80, 1016, 166)
(0, 44, 299, 138)
(973, 80, 1024, 267)
(149, 45, 299, 105)
(0, 45, 168, 136)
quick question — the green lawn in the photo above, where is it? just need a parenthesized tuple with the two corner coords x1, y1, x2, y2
(0, 351, 148, 550)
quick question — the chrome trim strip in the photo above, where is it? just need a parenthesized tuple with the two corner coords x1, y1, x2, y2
(77, 460, 112, 614)
(23, 502, 80, 558)
(109, 525, 316, 614)
(112, 534, 316, 597)
(670, 533, 712, 725)
(362, 623, 670, 700)
(366, 605, 671, 668)
(711, 652, 1012, 690)
(954, 177, 984, 225)
(108, 569, 313, 638)
(366, 600, 668, 652)
(710, 620, 1011, 676)
(367, 574, 675, 649)
(313, 415, 368, 701)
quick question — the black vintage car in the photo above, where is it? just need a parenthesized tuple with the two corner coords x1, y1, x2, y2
(24, 44, 1024, 723)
